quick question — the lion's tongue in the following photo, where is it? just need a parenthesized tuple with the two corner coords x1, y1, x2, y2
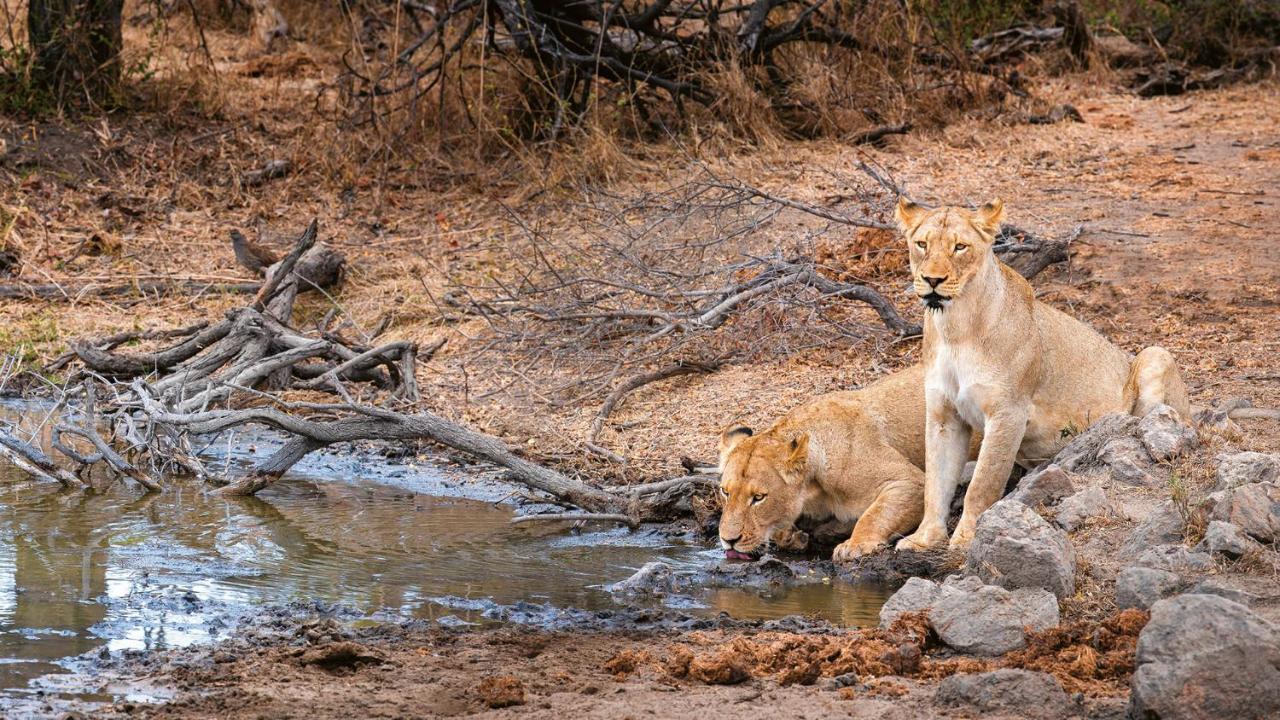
(724, 549, 753, 561)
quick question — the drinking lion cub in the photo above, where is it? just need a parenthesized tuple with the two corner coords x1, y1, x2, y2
(718, 365, 962, 562)
(893, 198, 1190, 552)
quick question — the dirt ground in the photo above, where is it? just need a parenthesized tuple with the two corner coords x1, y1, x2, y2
(82, 610, 1142, 720)
(2, 66, 1276, 478)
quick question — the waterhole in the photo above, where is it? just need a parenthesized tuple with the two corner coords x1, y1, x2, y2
(0, 404, 891, 707)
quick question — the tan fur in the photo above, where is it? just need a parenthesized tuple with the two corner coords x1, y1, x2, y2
(893, 198, 1191, 551)
(718, 366, 949, 561)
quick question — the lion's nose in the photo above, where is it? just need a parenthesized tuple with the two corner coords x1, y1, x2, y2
(923, 275, 947, 289)
(721, 534, 742, 547)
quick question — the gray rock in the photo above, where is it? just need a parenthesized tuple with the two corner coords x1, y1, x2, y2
(941, 573, 986, 594)
(936, 669, 1070, 720)
(966, 500, 1076, 598)
(1130, 594, 1280, 720)
(608, 561, 680, 594)
(1052, 413, 1140, 472)
(1115, 566, 1183, 610)
(1100, 436, 1156, 485)
(1008, 464, 1077, 507)
(1189, 578, 1255, 606)
(1136, 544, 1213, 572)
(1138, 404, 1198, 462)
(1215, 451, 1280, 490)
(706, 555, 795, 587)
(929, 582, 1059, 656)
(1199, 520, 1264, 559)
(1194, 402, 1245, 434)
(1119, 501, 1185, 557)
(879, 577, 940, 629)
(1210, 481, 1280, 543)
(1056, 486, 1110, 531)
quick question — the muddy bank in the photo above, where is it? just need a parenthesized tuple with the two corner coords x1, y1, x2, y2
(17, 600, 1140, 720)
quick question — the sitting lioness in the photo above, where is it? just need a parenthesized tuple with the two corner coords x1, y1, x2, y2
(718, 365, 948, 562)
(893, 198, 1191, 552)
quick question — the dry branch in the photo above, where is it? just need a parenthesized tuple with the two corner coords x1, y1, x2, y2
(0, 427, 85, 488)
(510, 512, 638, 528)
(0, 279, 261, 301)
(586, 360, 722, 462)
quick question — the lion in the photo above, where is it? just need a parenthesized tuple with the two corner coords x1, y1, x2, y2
(892, 198, 1190, 552)
(718, 365, 957, 562)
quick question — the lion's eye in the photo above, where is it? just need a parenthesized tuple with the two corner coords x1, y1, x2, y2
(751, 493, 767, 505)
(914, 241, 927, 251)
(719, 486, 729, 497)
(954, 244, 969, 253)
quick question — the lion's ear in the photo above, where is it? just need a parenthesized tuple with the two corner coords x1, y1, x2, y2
(974, 198, 1005, 235)
(718, 425, 753, 469)
(784, 432, 810, 482)
(894, 197, 927, 233)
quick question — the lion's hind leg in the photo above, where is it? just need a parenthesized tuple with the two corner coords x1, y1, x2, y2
(1127, 346, 1191, 418)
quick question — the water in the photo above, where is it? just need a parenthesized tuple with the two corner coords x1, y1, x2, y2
(0, 405, 891, 707)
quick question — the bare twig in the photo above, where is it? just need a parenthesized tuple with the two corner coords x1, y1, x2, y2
(586, 360, 722, 462)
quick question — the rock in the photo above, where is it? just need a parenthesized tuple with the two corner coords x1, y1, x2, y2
(1136, 544, 1213, 572)
(608, 561, 680, 594)
(1099, 436, 1156, 485)
(710, 555, 794, 582)
(936, 669, 1071, 720)
(1189, 578, 1255, 606)
(965, 500, 1076, 598)
(1115, 566, 1183, 610)
(930, 581, 1059, 656)
(1056, 486, 1110, 531)
(1215, 451, 1280, 490)
(1194, 399, 1248, 434)
(1008, 464, 1076, 507)
(1119, 501, 1185, 557)
(1052, 413, 1140, 472)
(1130, 594, 1280, 720)
(1210, 482, 1280, 543)
(1199, 520, 1264, 559)
(879, 577, 940, 629)
(1138, 404, 1198, 462)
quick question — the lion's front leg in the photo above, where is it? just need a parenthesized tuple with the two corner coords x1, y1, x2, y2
(836, 476, 923, 562)
(897, 401, 969, 552)
(950, 407, 1029, 550)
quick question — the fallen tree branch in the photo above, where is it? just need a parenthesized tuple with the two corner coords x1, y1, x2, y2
(510, 512, 638, 528)
(0, 280, 261, 302)
(132, 381, 624, 510)
(605, 473, 717, 496)
(0, 427, 86, 489)
(850, 122, 912, 146)
(58, 382, 162, 492)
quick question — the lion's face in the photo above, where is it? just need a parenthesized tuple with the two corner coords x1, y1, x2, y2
(895, 198, 1005, 311)
(715, 425, 810, 558)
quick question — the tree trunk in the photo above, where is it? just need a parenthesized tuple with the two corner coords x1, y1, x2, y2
(28, 0, 125, 102)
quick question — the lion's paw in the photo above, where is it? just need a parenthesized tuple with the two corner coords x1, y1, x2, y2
(832, 539, 884, 563)
(895, 525, 949, 552)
